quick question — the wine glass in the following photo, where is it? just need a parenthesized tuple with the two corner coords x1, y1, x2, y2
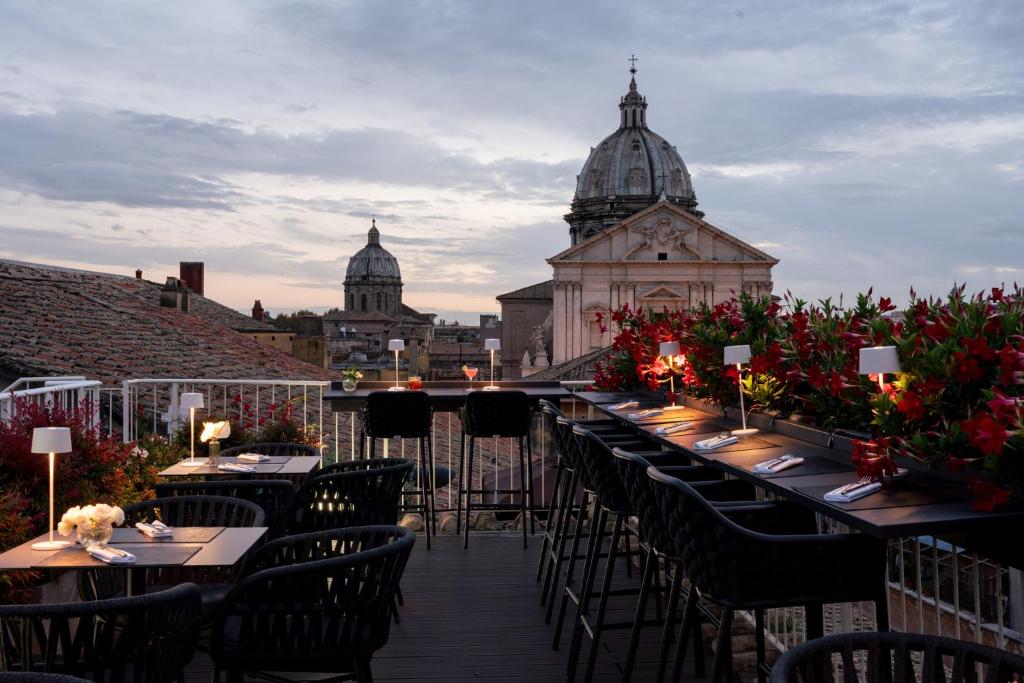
(463, 365, 479, 391)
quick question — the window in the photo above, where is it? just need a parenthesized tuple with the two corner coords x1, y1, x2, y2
(360, 294, 367, 311)
(348, 293, 354, 309)
(658, 252, 668, 261)
(376, 293, 382, 310)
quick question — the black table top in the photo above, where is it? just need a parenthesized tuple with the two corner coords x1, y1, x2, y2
(582, 391, 1024, 540)
(325, 380, 571, 412)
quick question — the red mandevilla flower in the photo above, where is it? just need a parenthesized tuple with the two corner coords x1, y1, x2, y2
(896, 391, 925, 421)
(959, 413, 1009, 455)
(968, 477, 1011, 512)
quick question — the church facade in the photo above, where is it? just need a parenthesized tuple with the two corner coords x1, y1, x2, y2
(499, 66, 777, 374)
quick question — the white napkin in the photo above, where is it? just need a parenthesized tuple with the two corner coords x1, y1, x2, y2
(753, 454, 805, 474)
(824, 480, 882, 503)
(628, 408, 664, 419)
(86, 546, 136, 564)
(237, 452, 271, 462)
(218, 462, 257, 473)
(135, 521, 173, 538)
(656, 422, 693, 436)
(609, 400, 640, 410)
(694, 435, 738, 450)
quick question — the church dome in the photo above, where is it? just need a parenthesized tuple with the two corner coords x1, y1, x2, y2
(574, 74, 696, 203)
(344, 220, 402, 283)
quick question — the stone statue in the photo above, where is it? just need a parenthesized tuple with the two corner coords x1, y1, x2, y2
(530, 325, 546, 356)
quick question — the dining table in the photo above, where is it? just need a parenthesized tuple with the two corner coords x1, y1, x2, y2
(157, 455, 322, 487)
(0, 526, 268, 595)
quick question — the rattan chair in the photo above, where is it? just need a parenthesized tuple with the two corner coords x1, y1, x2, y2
(0, 584, 200, 683)
(771, 631, 1024, 682)
(648, 468, 889, 683)
(0, 674, 91, 682)
(356, 391, 436, 548)
(210, 526, 415, 683)
(155, 480, 294, 537)
(219, 441, 318, 458)
(287, 458, 413, 534)
(457, 390, 534, 549)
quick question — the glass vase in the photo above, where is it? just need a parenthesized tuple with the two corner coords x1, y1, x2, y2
(76, 522, 114, 549)
(342, 378, 358, 392)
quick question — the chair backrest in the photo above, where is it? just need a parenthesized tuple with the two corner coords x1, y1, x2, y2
(154, 481, 293, 537)
(212, 526, 414, 672)
(363, 391, 432, 438)
(288, 458, 413, 533)
(124, 495, 265, 528)
(0, 674, 92, 682)
(240, 525, 412, 576)
(553, 416, 579, 469)
(573, 425, 631, 514)
(771, 631, 1024, 683)
(0, 583, 200, 683)
(220, 442, 318, 458)
(462, 390, 532, 438)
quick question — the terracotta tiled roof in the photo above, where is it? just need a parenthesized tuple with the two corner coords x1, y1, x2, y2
(0, 260, 337, 384)
(528, 346, 609, 382)
(496, 280, 554, 301)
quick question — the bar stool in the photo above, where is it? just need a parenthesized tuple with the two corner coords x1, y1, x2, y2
(358, 391, 436, 548)
(647, 468, 890, 683)
(457, 390, 534, 549)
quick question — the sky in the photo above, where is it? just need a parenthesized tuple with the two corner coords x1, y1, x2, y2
(0, 1, 1022, 323)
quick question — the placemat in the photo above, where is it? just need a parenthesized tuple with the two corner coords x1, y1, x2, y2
(674, 434, 781, 453)
(225, 455, 291, 465)
(738, 455, 854, 479)
(794, 481, 960, 510)
(36, 543, 203, 568)
(109, 527, 225, 544)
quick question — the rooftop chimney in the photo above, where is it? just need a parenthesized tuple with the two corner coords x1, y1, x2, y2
(160, 277, 183, 308)
(135, 268, 143, 280)
(252, 299, 265, 321)
(179, 262, 204, 296)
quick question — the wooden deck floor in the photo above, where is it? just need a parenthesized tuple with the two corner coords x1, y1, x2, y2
(187, 531, 703, 682)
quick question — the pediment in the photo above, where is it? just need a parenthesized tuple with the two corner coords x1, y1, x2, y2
(548, 200, 779, 265)
(639, 285, 686, 299)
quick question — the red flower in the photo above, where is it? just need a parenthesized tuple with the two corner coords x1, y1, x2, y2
(962, 336, 996, 361)
(969, 477, 1011, 512)
(953, 352, 985, 383)
(914, 377, 945, 398)
(851, 439, 898, 480)
(998, 344, 1024, 386)
(896, 391, 925, 421)
(878, 296, 896, 312)
(987, 390, 1020, 424)
(959, 413, 1008, 455)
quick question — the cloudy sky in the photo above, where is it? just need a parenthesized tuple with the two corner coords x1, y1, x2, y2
(1, 1, 1022, 322)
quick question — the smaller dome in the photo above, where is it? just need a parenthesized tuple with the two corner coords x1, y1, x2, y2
(345, 219, 402, 283)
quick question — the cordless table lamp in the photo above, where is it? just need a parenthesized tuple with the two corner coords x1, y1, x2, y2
(724, 344, 758, 436)
(31, 426, 73, 550)
(483, 338, 501, 391)
(388, 339, 406, 391)
(659, 341, 684, 408)
(179, 391, 205, 466)
(859, 346, 901, 393)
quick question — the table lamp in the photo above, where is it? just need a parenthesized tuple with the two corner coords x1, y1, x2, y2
(659, 341, 683, 408)
(859, 346, 901, 393)
(179, 392, 205, 466)
(483, 338, 501, 391)
(31, 427, 73, 550)
(724, 344, 758, 436)
(388, 339, 406, 391)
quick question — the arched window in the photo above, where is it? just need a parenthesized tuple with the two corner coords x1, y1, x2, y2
(348, 293, 354, 310)
(376, 293, 382, 310)
(385, 293, 390, 312)
(360, 294, 367, 311)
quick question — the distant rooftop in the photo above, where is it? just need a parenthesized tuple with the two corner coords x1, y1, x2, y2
(496, 280, 554, 301)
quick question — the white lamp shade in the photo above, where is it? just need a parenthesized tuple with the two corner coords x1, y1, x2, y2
(388, 339, 405, 352)
(484, 338, 501, 351)
(179, 392, 204, 411)
(859, 346, 901, 375)
(659, 341, 680, 357)
(31, 427, 72, 454)
(724, 344, 751, 366)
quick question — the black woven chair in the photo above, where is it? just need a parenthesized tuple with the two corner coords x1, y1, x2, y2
(155, 480, 294, 538)
(0, 674, 92, 682)
(771, 631, 1024, 682)
(648, 468, 890, 683)
(80, 495, 265, 606)
(288, 458, 413, 534)
(210, 525, 415, 683)
(219, 441, 318, 458)
(357, 391, 436, 548)
(457, 390, 534, 549)
(0, 583, 201, 683)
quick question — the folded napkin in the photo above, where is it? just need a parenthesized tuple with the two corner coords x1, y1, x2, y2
(135, 520, 173, 538)
(824, 479, 882, 503)
(694, 435, 738, 450)
(218, 462, 257, 473)
(656, 421, 693, 436)
(237, 452, 271, 462)
(608, 400, 640, 410)
(86, 546, 136, 565)
(753, 454, 805, 474)
(628, 408, 664, 419)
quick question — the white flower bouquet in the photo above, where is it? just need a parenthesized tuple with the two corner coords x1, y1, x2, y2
(58, 503, 125, 548)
